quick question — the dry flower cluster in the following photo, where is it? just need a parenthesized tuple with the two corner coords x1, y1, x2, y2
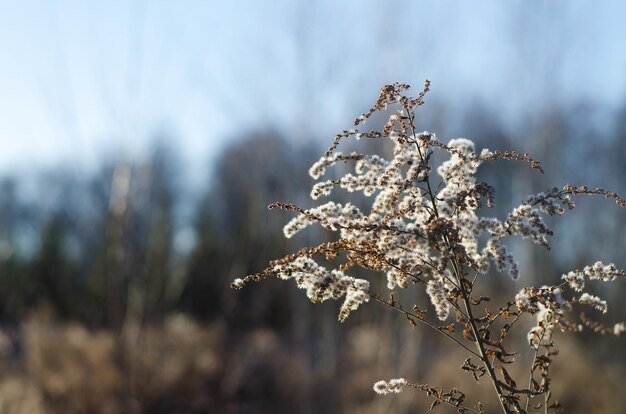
(232, 81, 625, 413)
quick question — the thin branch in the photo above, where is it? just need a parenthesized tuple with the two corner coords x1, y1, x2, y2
(370, 293, 481, 359)
(525, 322, 549, 412)
(406, 382, 482, 414)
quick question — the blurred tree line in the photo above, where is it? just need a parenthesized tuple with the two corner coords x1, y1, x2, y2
(0, 132, 313, 331)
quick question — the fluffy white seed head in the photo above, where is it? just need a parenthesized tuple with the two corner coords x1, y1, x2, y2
(372, 378, 407, 395)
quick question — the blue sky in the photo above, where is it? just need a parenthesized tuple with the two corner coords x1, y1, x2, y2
(1, 1, 625, 186)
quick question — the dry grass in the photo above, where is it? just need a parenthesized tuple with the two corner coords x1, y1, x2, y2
(0, 311, 622, 413)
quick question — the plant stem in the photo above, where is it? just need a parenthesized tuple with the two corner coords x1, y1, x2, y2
(525, 326, 548, 412)
(457, 270, 513, 414)
(405, 105, 512, 413)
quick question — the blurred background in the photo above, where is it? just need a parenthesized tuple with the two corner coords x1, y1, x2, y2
(0, 1, 625, 413)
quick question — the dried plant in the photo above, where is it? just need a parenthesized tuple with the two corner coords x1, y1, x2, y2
(232, 81, 625, 413)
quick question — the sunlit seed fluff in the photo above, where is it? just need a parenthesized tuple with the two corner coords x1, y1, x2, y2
(586, 261, 620, 281)
(426, 277, 450, 321)
(479, 148, 492, 158)
(448, 137, 475, 153)
(272, 257, 369, 321)
(309, 152, 341, 179)
(373, 381, 388, 395)
(562, 271, 585, 292)
(437, 138, 479, 184)
(231, 278, 245, 289)
(355, 154, 387, 174)
(515, 287, 538, 313)
(339, 279, 370, 322)
(578, 293, 607, 313)
(283, 214, 314, 239)
(311, 180, 334, 199)
(525, 192, 574, 216)
(535, 303, 553, 325)
(527, 302, 558, 349)
(561, 262, 622, 291)
(372, 378, 407, 395)
(614, 322, 625, 336)
(505, 205, 552, 248)
(386, 267, 408, 289)
(309, 172, 379, 198)
(484, 239, 519, 280)
(477, 217, 505, 237)
(527, 326, 543, 349)
(388, 378, 407, 392)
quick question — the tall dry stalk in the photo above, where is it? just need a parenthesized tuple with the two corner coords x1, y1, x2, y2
(232, 81, 625, 413)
